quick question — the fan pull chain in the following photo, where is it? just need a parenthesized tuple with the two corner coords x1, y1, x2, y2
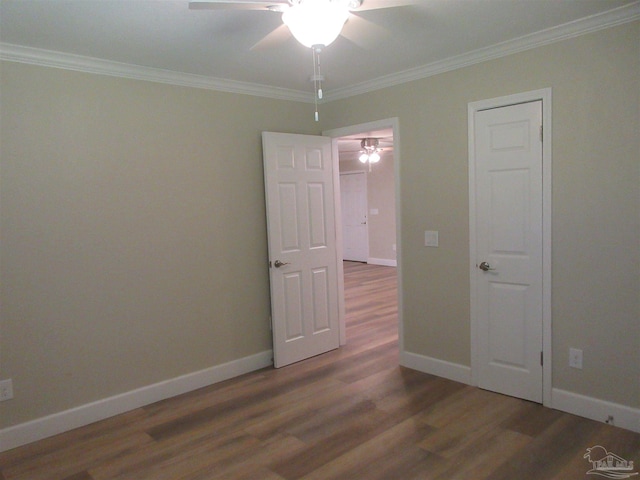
(312, 45, 323, 122)
(316, 48, 323, 100)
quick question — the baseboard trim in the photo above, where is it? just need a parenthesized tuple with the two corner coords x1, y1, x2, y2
(400, 351, 472, 385)
(400, 354, 639, 433)
(367, 258, 397, 267)
(0, 350, 273, 452)
(551, 388, 640, 433)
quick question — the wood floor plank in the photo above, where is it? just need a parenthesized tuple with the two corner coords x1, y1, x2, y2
(206, 434, 304, 480)
(499, 400, 565, 437)
(61, 472, 94, 480)
(268, 403, 399, 480)
(0, 408, 148, 469)
(432, 428, 532, 480)
(483, 414, 602, 480)
(243, 379, 358, 441)
(1, 261, 638, 480)
(299, 414, 442, 480)
(2, 432, 153, 480)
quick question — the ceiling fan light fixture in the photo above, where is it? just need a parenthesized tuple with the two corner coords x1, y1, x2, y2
(358, 138, 383, 168)
(282, 0, 350, 48)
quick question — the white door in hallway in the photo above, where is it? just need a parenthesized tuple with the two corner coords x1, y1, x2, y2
(472, 100, 543, 403)
(262, 132, 341, 368)
(340, 172, 368, 262)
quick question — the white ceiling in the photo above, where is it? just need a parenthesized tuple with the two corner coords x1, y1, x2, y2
(1, 0, 638, 102)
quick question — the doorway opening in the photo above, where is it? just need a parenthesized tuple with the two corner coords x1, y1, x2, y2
(324, 118, 402, 355)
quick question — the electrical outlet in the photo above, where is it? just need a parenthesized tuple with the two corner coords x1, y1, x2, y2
(0, 379, 13, 401)
(569, 348, 583, 369)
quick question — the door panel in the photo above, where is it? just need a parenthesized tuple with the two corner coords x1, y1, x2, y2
(308, 183, 328, 248)
(282, 271, 303, 340)
(278, 183, 300, 251)
(474, 101, 543, 403)
(488, 283, 527, 368)
(263, 132, 340, 368)
(311, 267, 330, 332)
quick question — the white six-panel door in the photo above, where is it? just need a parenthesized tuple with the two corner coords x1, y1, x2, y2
(472, 101, 543, 403)
(340, 172, 368, 262)
(263, 132, 341, 368)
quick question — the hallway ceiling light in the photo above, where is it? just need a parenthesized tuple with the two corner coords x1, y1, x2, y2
(359, 138, 383, 167)
(359, 138, 383, 172)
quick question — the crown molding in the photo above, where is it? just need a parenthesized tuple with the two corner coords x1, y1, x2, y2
(324, 2, 640, 102)
(1, 2, 637, 103)
(0, 43, 312, 103)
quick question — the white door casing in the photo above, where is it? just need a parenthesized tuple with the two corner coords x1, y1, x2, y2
(263, 132, 341, 368)
(469, 97, 549, 404)
(340, 172, 369, 262)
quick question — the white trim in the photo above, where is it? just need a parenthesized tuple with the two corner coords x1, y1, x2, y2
(324, 118, 402, 354)
(0, 43, 311, 103)
(367, 258, 397, 267)
(468, 88, 553, 406)
(400, 351, 472, 386)
(2, 3, 637, 102)
(0, 350, 273, 452)
(552, 388, 640, 433)
(395, 357, 640, 434)
(325, 3, 640, 102)
(331, 139, 347, 346)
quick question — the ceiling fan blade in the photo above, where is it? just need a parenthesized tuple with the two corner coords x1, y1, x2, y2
(340, 13, 389, 48)
(355, 0, 419, 11)
(251, 24, 292, 51)
(189, 0, 289, 11)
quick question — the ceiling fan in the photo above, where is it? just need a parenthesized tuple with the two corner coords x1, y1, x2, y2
(189, 0, 416, 50)
(189, 0, 416, 120)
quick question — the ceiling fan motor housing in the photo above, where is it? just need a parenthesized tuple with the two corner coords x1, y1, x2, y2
(361, 138, 379, 149)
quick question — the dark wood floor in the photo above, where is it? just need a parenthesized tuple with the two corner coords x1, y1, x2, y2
(1, 261, 638, 479)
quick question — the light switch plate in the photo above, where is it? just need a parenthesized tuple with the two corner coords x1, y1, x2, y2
(569, 348, 583, 369)
(425, 230, 439, 247)
(0, 379, 13, 401)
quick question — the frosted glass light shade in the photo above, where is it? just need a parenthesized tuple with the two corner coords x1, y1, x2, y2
(283, 1, 349, 48)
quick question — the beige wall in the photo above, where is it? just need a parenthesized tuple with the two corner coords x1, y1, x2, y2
(0, 63, 320, 427)
(339, 155, 397, 262)
(1, 20, 637, 432)
(322, 21, 639, 408)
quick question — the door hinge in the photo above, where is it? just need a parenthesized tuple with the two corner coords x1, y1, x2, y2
(540, 351, 544, 366)
(539, 125, 543, 142)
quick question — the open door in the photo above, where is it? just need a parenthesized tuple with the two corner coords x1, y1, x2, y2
(263, 132, 341, 368)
